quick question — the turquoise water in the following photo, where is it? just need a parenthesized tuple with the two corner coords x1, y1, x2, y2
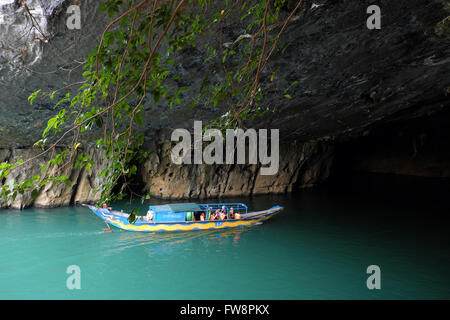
(1, 174, 449, 299)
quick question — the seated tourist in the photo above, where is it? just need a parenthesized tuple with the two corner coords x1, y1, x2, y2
(194, 212, 204, 221)
(229, 208, 234, 219)
(221, 206, 228, 219)
(144, 210, 154, 221)
(200, 213, 205, 221)
(234, 211, 241, 219)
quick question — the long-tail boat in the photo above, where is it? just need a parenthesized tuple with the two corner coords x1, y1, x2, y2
(84, 202, 283, 232)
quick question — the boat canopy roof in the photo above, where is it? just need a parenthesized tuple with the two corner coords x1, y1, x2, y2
(149, 202, 248, 214)
(149, 203, 202, 213)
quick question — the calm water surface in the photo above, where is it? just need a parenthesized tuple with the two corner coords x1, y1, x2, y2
(1, 174, 449, 299)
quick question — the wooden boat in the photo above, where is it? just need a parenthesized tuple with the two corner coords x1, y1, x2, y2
(84, 202, 283, 232)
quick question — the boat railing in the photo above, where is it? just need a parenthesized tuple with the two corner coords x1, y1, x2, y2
(199, 203, 248, 218)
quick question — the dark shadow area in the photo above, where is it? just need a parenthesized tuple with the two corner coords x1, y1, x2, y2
(322, 109, 450, 218)
(330, 108, 450, 179)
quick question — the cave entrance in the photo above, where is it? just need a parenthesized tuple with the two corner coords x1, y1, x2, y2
(326, 108, 450, 195)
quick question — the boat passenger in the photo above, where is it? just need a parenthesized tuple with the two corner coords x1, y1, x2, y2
(229, 208, 234, 219)
(144, 210, 154, 221)
(200, 213, 205, 221)
(234, 211, 241, 219)
(219, 209, 226, 220)
(221, 206, 228, 220)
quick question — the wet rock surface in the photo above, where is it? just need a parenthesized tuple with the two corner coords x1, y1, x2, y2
(140, 138, 334, 200)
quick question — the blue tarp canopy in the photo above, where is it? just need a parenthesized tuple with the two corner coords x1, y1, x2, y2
(149, 203, 202, 213)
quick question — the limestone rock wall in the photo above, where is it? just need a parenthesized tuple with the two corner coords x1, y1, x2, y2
(0, 146, 110, 209)
(0, 140, 333, 208)
(140, 139, 334, 200)
(0, 0, 108, 148)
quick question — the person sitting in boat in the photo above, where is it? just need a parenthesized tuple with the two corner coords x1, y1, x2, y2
(229, 207, 234, 219)
(234, 211, 241, 219)
(219, 207, 226, 220)
(200, 213, 205, 221)
(224, 207, 230, 220)
(210, 211, 217, 220)
(144, 209, 154, 221)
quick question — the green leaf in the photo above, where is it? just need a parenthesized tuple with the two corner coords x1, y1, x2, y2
(43, 116, 58, 138)
(28, 90, 41, 105)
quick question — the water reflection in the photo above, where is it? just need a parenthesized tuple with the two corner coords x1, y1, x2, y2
(104, 225, 258, 256)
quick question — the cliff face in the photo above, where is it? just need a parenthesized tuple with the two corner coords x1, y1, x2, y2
(140, 137, 333, 200)
(0, 146, 110, 209)
(0, 0, 107, 148)
(0, 138, 333, 209)
(0, 0, 449, 208)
